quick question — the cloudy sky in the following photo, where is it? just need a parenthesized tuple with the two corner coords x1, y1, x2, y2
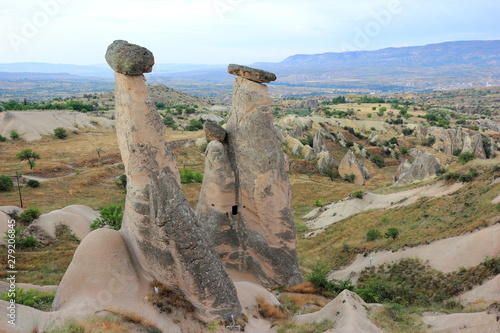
(1, 0, 499, 65)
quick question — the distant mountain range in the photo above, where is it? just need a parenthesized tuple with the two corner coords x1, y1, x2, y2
(1, 40, 499, 97)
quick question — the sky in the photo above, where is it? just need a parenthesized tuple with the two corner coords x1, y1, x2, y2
(0, 0, 499, 66)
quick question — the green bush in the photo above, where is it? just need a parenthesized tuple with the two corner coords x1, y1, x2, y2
(184, 119, 203, 131)
(0, 135, 6, 142)
(10, 129, 20, 140)
(53, 127, 68, 139)
(324, 168, 340, 180)
(0, 175, 14, 192)
(371, 155, 385, 168)
(90, 204, 123, 230)
(313, 199, 323, 207)
(366, 229, 382, 241)
(344, 173, 355, 183)
(0, 288, 54, 311)
(180, 168, 203, 183)
(116, 174, 127, 193)
(353, 191, 364, 199)
(4, 226, 38, 249)
(307, 264, 354, 294)
(452, 148, 462, 156)
(402, 128, 413, 136)
(26, 179, 40, 188)
(384, 227, 399, 240)
(399, 146, 408, 155)
(19, 207, 41, 224)
(457, 151, 475, 165)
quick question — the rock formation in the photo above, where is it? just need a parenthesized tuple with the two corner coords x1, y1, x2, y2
(414, 126, 487, 159)
(196, 64, 303, 287)
(394, 151, 441, 185)
(338, 150, 370, 185)
(54, 40, 242, 320)
(317, 151, 336, 175)
(313, 131, 328, 153)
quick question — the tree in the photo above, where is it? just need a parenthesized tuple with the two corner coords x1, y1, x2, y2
(385, 228, 399, 240)
(53, 127, 68, 139)
(16, 148, 40, 170)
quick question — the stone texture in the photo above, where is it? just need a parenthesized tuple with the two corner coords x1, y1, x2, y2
(197, 76, 302, 287)
(368, 131, 381, 145)
(204, 120, 227, 141)
(414, 126, 487, 159)
(394, 151, 441, 185)
(105, 40, 154, 75)
(317, 151, 336, 175)
(313, 131, 328, 153)
(112, 71, 240, 319)
(338, 150, 370, 186)
(227, 64, 277, 83)
(291, 125, 303, 138)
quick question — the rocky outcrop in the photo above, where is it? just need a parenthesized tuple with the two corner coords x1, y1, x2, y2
(368, 131, 381, 145)
(53, 41, 242, 321)
(317, 151, 336, 175)
(196, 66, 303, 287)
(476, 119, 500, 132)
(415, 126, 487, 159)
(338, 150, 370, 185)
(313, 131, 328, 153)
(204, 120, 226, 141)
(394, 151, 441, 185)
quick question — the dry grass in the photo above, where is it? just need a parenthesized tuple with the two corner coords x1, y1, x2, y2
(256, 295, 289, 319)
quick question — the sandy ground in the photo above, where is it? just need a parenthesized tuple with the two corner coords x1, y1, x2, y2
(304, 181, 463, 236)
(329, 223, 500, 284)
(0, 111, 115, 141)
(458, 274, 500, 304)
(422, 311, 500, 333)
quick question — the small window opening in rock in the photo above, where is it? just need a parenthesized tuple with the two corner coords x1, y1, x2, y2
(232, 205, 238, 215)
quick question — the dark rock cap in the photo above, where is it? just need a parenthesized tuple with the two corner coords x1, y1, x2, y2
(204, 120, 227, 142)
(105, 40, 154, 75)
(228, 64, 277, 83)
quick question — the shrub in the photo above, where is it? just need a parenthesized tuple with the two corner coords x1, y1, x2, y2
(116, 174, 127, 193)
(53, 127, 68, 139)
(371, 155, 385, 168)
(307, 264, 354, 294)
(0, 175, 14, 192)
(26, 179, 40, 188)
(353, 191, 364, 199)
(4, 226, 38, 249)
(184, 119, 203, 131)
(457, 151, 475, 165)
(400, 146, 408, 155)
(0, 135, 6, 142)
(10, 129, 20, 140)
(343, 173, 355, 183)
(19, 207, 41, 224)
(0, 288, 54, 311)
(366, 229, 382, 241)
(313, 200, 323, 207)
(90, 204, 123, 230)
(384, 227, 399, 240)
(180, 168, 203, 183)
(324, 168, 340, 180)
(452, 148, 462, 156)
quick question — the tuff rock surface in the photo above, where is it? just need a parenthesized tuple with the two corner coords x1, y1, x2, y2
(338, 150, 370, 185)
(394, 151, 441, 185)
(197, 74, 303, 287)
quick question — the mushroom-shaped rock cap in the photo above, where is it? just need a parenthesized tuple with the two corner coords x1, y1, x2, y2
(105, 40, 154, 75)
(228, 64, 277, 83)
